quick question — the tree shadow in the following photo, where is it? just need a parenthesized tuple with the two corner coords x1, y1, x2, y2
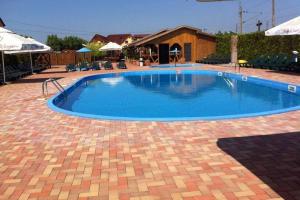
(217, 132, 300, 200)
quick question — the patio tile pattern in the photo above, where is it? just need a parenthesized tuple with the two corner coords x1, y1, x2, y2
(0, 63, 300, 200)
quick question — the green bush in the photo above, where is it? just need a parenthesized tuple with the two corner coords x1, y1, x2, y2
(85, 42, 106, 57)
(216, 32, 300, 60)
(215, 31, 233, 57)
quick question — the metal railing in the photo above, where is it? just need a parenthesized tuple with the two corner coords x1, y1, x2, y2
(223, 77, 234, 89)
(42, 78, 65, 97)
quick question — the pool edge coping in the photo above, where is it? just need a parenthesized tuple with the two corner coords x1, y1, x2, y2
(47, 69, 300, 122)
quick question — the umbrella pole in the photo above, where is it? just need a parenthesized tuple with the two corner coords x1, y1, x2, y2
(1, 51, 6, 83)
(29, 52, 33, 74)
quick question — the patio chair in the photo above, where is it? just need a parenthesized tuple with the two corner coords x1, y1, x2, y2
(117, 60, 127, 69)
(66, 64, 76, 72)
(78, 62, 89, 71)
(277, 56, 293, 71)
(91, 62, 101, 70)
(104, 61, 113, 70)
(249, 55, 268, 69)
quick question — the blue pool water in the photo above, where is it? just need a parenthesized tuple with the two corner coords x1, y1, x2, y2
(49, 70, 300, 121)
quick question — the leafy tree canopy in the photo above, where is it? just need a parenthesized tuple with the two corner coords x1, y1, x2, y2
(46, 35, 87, 51)
(85, 42, 106, 57)
(46, 35, 63, 51)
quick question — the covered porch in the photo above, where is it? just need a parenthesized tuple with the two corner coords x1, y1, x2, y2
(127, 26, 216, 65)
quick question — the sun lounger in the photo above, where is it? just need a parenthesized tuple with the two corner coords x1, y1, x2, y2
(117, 61, 127, 69)
(91, 62, 100, 70)
(78, 62, 89, 71)
(104, 61, 113, 70)
(66, 64, 76, 72)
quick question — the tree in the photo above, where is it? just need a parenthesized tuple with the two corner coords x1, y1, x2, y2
(63, 36, 87, 50)
(46, 35, 63, 51)
(46, 35, 87, 51)
(85, 42, 106, 57)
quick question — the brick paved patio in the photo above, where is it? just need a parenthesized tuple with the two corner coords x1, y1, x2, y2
(0, 63, 300, 200)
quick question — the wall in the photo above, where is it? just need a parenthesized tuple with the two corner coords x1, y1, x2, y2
(148, 28, 216, 62)
(121, 36, 134, 47)
(50, 50, 92, 65)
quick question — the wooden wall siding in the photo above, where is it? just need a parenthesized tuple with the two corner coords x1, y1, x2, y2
(50, 51, 91, 65)
(196, 35, 216, 60)
(144, 28, 216, 62)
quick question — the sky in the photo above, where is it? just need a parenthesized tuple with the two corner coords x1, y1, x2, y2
(0, 0, 299, 42)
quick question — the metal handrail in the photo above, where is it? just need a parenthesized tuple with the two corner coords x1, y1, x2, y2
(42, 78, 66, 97)
(223, 77, 234, 89)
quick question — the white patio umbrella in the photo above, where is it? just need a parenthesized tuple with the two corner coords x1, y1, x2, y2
(99, 42, 122, 51)
(265, 16, 300, 36)
(0, 27, 43, 82)
(5, 38, 51, 74)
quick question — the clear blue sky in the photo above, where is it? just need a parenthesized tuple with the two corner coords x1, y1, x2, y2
(1, 0, 299, 42)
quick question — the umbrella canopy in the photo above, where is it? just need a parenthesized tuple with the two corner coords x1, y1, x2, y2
(265, 16, 300, 36)
(99, 42, 122, 51)
(0, 27, 20, 50)
(0, 27, 44, 83)
(4, 37, 51, 54)
(77, 47, 92, 53)
(0, 27, 44, 51)
(4, 38, 52, 74)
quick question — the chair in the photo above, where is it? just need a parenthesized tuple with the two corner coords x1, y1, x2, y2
(78, 62, 89, 71)
(117, 61, 127, 69)
(104, 61, 113, 70)
(66, 64, 76, 72)
(91, 62, 100, 70)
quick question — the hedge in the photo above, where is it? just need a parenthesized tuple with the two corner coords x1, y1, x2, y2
(216, 32, 300, 60)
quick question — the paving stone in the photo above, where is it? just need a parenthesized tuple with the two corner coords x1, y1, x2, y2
(0, 64, 300, 199)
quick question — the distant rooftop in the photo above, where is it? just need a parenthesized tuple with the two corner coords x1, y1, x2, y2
(90, 33, 149, 45)
(0, 18, 6, 27)
(129, 25, 215, 47)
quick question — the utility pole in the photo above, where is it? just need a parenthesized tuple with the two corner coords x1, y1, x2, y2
(239, 1, 243, 34)
(195, 0, 244, 33)
(256, 20, 263, 32)
(272, 0, 276, 27)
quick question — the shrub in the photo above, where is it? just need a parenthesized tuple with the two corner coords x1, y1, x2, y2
(215, 32, 300, 60)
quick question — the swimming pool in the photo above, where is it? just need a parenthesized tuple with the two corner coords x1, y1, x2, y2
(151, 63, 202, 68)
(49, 70, 300, 121)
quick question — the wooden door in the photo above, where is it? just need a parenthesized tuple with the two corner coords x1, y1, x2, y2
(184, 43, 192, 62)
(159, 44, 170, 64)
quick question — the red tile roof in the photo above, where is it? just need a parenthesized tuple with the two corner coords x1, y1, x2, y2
(0, 18, 5, 27)
(90, 33, 149, 45)
(106, 34, 132, 45)
(90, 34, 108, 43)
